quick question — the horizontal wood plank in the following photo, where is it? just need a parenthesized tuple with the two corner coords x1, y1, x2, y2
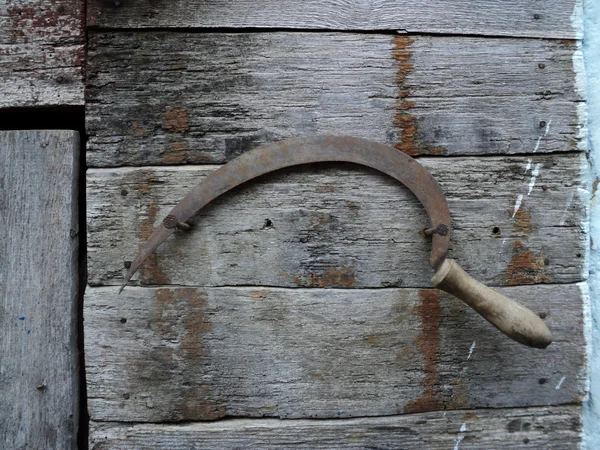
(86, 0, 582, 39)
(0, 131, 80, 449)
(85, 33, 584, 167)
(89, 406, 582, 449)
(87, 154, 587, 288)
(85, 284, 586, 422)
(0, 0, 84, 108)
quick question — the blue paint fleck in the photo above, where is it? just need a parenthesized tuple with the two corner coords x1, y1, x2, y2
(337, 411, 342, 416)
(27, 330, 31, 334)
(18, 316, 25, 321)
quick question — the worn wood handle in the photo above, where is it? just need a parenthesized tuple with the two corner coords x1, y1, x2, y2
(432, 259, 552, 348)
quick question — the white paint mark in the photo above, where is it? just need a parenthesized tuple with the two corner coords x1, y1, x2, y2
(527, 163, 541, 195)
(453, 436, 464, 450)
(545, 119, 552, 136)
(556, 376, 567, 390)
(467, 341, 476, 360)
(559, 192, 575, 225)
(533, 135, 543, 153)
(525, 158, 532, 172)
(512, 194, 523, 218)
(453, 423, 467, 450)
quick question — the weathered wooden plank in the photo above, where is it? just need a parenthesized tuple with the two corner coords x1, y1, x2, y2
(85, 33, 584, 167)
(0, 131, 80, 449)
(87, 154, 587, 289)
(85, 284, 585, 422)
(86, 0, 582, 39)
(0, 1, 84, 108)
(89, 406, 582, 449)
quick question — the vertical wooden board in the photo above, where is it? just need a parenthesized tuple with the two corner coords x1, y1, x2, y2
(86, 0, 582, 39)
(0, 131, 80, 449)
(85, 33, 583, 167)
(0, 0, 85, 108)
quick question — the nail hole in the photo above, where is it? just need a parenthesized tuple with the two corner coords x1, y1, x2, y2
(534, 13, 541, 20)
(576, 253, 582, 258)
(538, 378, 547, 384)
(539, 121, 547, 128)
(544, 258, 550, 266)
(124, 261, 131, 269)
(123, 393, 130, 399)
(538, 63, 545, 69)
(492, 226, 501, 235)
(121, 188, 128, 196)
(542, 185, 549, 191)
(539, 312, 547, 319)
(523, 438, 530, 444)
(120, 318, 127, 324)
(262, 218, 273, 230)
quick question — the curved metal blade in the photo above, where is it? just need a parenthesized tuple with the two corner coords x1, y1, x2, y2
(121, 135, 451, 292)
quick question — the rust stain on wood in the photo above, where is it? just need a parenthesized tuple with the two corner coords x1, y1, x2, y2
(364, 335, 381, 345)
(392, 36, 447, 157)
(284, 266, 357, 288)
(131, 121, 149, 138)
(510, 202, 537, 233)
(309, 372, 326, 381)
(315, 185, 335, 193)
(504, 241, 551, 285)
(163, 142, 189, 164)
(446, 378, 471, 409)
(404, 289, 442, 413)
(251, 289, 271, 300)
(162, 107, 190, 132)
(153, 288, 226, 420)
(139, 205, 171, 285)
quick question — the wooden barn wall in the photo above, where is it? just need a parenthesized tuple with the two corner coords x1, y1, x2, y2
(0, 0, 85, 108)
(83, 1, 588, 448)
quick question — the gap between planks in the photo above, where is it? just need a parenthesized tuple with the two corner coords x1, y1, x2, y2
(84, 26, 582, 43)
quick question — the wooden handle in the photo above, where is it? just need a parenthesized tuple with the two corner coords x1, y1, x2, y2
(432, 259, 552, 348)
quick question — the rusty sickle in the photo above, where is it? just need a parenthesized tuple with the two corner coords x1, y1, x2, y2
(121, 136, 552, 349)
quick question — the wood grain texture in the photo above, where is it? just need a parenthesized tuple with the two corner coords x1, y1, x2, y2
(85, 284, 585, 422)
(0, 131, 80, 449)
(86, 154, 587, 289)
(85, 32, 584, 167)
(86, 0, 582, 39)
(89, 406, 582, 449)
(0, 0, 84, 108)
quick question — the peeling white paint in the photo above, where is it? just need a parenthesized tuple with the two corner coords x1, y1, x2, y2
(555, 376, 567, 390)
(467, 341, 476, 361)
(460, 423, 467, 432)
(512, 194, 523, 218)
(525, 158, 532, 172)
(582, 0, 599, 446)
